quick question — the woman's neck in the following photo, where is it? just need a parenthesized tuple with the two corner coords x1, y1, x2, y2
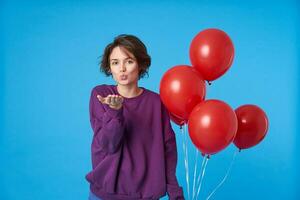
(117, 83, 143, 98)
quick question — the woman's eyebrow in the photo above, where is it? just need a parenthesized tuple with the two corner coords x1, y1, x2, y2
(110, 57, 135, 61)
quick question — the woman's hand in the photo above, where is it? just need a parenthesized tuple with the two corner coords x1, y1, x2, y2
(97, 94, 124, 110)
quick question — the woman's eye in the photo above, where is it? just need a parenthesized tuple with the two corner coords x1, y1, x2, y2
(127, 60, 134, 64)
(112, 62, 118, 65)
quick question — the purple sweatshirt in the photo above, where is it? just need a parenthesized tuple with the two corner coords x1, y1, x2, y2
(85, 84, 185, 200)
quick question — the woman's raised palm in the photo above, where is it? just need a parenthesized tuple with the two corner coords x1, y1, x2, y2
(97, 94, 124, 110)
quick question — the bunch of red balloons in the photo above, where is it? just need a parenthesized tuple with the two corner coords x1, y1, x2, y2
(160, 28, 269, 156)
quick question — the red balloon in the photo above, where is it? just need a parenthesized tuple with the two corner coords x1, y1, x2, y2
(233, 105, 269, 150)
(189, 28, 234, 81)
(160, 65, 206, 120)
(170, 113, 186, 126)
(188, 99, 238, 155)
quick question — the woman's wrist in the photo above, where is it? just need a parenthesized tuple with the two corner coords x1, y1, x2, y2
(109, 104, 123, 110)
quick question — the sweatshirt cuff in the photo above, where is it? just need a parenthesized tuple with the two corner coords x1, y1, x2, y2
(167, 184, 185, 200)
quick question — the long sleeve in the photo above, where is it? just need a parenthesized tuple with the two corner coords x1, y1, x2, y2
(162, 104, 185, 200)
(89, 87, 125, 154)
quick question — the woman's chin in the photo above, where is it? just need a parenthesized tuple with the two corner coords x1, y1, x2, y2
(118, 79, 130, 85)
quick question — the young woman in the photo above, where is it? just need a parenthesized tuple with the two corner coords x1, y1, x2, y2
(86, 34, 184, 200)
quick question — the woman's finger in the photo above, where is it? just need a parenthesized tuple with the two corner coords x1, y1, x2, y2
(111, 95, 118, 105)
(106, 95, 112, 105)
(97, 94, 124, 107)
(116, 96, 123, 104)
(97, 95, 105, 104)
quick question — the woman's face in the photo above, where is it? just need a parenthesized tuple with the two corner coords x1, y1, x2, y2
(109, 46, 139, 86)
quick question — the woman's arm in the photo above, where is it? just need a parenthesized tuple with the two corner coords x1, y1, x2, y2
(89, 87, 125, 154)
(162, 105, 185, 200)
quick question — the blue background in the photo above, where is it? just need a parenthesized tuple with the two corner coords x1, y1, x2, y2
(1, 0, 299, 199)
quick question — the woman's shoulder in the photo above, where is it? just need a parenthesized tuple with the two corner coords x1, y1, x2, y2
(143, 87, 164, 104)
(91, 84, 116, 96)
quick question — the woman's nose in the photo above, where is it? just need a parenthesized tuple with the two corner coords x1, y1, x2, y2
(120, 63, 126, 72)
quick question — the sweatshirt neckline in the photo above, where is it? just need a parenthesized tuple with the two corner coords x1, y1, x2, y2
(113, 85, 146, 101)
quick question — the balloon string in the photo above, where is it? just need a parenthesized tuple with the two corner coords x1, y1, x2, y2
(192, 149, 199, 200)
(180, 126, 187, 195)
(195, 155, 206, 200)
(205, 149, 239, 200)
(184, 124, 190, 200)
(182, 124, 190, 200)
(195, 156, 209, 200)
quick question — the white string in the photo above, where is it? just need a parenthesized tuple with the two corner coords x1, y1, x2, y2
(192, 149, 199, 200)
(181, 124, 190, 200)
(206, 149, 239, 200)
(195, 155, 206, 199)
(184, 124, 190, 200)
(195, 156, 209, 200)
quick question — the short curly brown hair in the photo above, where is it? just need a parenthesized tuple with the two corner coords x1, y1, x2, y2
(99, 34, 151, 80)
